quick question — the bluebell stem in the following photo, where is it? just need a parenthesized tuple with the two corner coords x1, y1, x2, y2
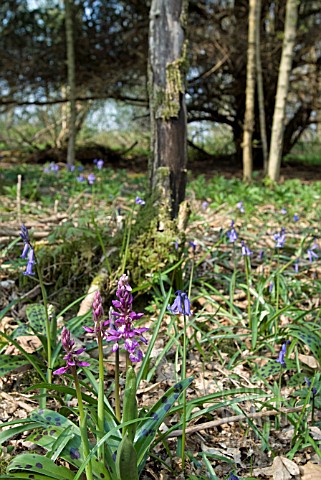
(293, 213, 299, 222)
(276, 341, 290, 367)
(53, 327, 90, 375)
(241, 240, 252, 256)
(307, 241, 318, 263)
(227, 220, 238, 243)
(135, 196, 145, 205)
(168, 291, 192, 316)
(305, 377, 317, 397)
(237, 201, 245, 213)
(88, 173, 96, 185)
(274, 227, 286, 248)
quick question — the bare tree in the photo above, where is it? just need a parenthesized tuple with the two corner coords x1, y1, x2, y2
(148, 0, 188, 218)
(64, 0, 76, 166)
(267, 0, 299, 181)
(242, 0, 257, 181)
(255, 0, 268, 172)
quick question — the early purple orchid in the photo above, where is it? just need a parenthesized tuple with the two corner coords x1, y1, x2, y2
(104, 275, 148, 362)
(53, 327, 90, 375)
(83, 291, 109, 339)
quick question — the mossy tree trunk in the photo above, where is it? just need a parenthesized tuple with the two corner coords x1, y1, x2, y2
(64, 0, 76, 166)
(148, 0, 188, 218)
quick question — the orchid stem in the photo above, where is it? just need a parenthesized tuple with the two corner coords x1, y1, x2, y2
(97, 335, 105, 462)
(115, 348, 121, 421)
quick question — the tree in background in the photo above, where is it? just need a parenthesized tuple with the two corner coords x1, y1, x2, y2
(148, 0, 188, 217)
(242, 0, 257, 181)
(64, 0, 76, 166)
(267, 0, 299, 181)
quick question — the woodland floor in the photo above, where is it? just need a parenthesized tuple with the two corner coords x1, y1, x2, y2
(1, 156, 321, 479)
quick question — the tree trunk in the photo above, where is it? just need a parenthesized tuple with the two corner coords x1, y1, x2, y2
(242, 0, 257, 181)
(267, 0, 299, 182)
(64, 0, 76, 166)
(255, 0, 268, 173)
(148, 0, 188, 218)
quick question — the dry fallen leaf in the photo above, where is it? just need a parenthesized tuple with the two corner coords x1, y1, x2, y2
(271, 456, 300, 480)
(300, 461, 321, 479)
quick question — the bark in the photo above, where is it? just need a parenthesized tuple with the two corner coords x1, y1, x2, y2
(242, 0, 257, 181)
(148, 0, 188, 218)
(64, 0, 76, 166)
(267, 0, 299, 181)
(255, 0, 268, 173)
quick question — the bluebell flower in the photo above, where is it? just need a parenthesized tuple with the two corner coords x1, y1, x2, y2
(88, 173, 96, 185)
(78, 165, 84, 171)
(24, 247, 36, 276)
(227, 220, 238, 243)
(276, 341, 290, 367)
(67, 164, 75, 172)
(227, 474, 239, 480)
(294, 259, 299, 273)
(135, 196, 145, 206)
(237, 201, 245, 213)
(307, 242, 318, 263)
(269, 280, 274, 293)
(202, 201, 209, 210)
(258, 250, 264, 260)
(77, 175, 85, 183)
(189, 241, 197, 252)
(281, 208, 287, 215)
(97, 159, 104, 170)
(168, 291, 192, 316)
(274, 227, 286, 248)
(241, 240, 252, 256)
(293, 213, 299, 222)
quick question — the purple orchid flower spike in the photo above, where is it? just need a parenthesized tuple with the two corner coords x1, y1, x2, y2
(104, 275, 148, 362)
(53, 327, 90, 375)
(168, 291, 192, 316)
(83, 290, 109, 338)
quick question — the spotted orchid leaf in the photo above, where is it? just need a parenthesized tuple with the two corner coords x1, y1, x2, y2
(288, 326, 321, 365)
(25, 304, 47, 335)
(0, 355, 34, 377)
(27, 409, 111, 479)
(0, 422, 42, 445)
(7, 453, 74, 479)
(134, 376, 193, 468)
(252, 358, 298, 380)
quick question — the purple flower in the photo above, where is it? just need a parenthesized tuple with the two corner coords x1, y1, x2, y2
(168, 291, 192, 316)
(293, 213, 299, 222)
(307, 242, 318, 263)
(88, 173, 96, 185)
(44, 162, 59, 174)
(276, 341, 290, 367)
(258, 250, 264, 260)
(274, 227, 286, 248)
(24, 247, 36, 276)
(78, 165, 84, 171)
(67, 164, 75, 172)
(269, 280, 274, 293)
(19, 224, 35, 275)
(77, 175, 85, 183)
(135, 196, 145, 206)
(227, 220, 238, 243)
(104, 275, 147, 362)
(189, 241, 197, 252)
(96, 159, 104, 170)
(237, 201, 245, 213)
(228, 475, 239, 480)
(83, 290, 109, 338)
(281, 208, 287, 215)
(305, 377, 317, 397)
(202, 201, 209, 211)
(294, 259, 299, 273)
(53, 327, 90, 375)
(241, 240, 252, 256)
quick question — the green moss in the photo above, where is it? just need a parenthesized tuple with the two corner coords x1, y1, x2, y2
(162, 42, 189, 120)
